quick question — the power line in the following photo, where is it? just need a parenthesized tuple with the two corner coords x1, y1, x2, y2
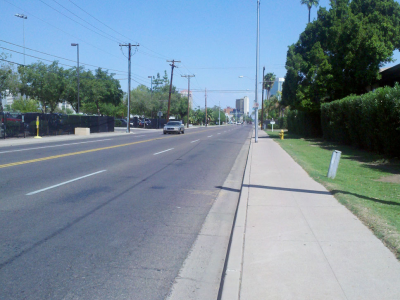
(0, 40, 127, 74)
(2, 0, 123, 60)
(37, 0, 121, 44)
(0, 47, 127, 75)
(68, 0, 134, 43)
(50, 0, 123, 43)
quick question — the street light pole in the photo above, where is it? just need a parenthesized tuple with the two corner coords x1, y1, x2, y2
(148, 76, 153, 100)
(71, 43, 80, 113)
(181, 74, 195, 128)
(255, 0, 260, 143)
(219, 101, 221, 125)
(15, 14, 27, 66)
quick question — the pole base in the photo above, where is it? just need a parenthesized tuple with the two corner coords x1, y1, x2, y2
(34, 136, 42, 139)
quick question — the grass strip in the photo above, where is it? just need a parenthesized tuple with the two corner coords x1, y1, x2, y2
(267, 130, 400, 259)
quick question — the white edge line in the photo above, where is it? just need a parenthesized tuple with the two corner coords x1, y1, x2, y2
(207, 135, 213, 137)
(191, 140, 200, 143)
(154, 148, 174, 155)
(0, 139, 113, 154)
(26, 170, 107, 196)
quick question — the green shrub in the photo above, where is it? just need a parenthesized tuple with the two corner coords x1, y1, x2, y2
(114, 119, 122, 127)
(321, 84, 400, 157)
(287, 110, 322, 137)
(5, 121, 21, 137)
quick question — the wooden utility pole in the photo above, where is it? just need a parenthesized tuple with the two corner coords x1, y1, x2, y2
(120, 43, 139, 133)
(261, 66, 265, 130)
(205, 88, 207, 126)
(181, 74, 195, 128)
(167, 60, 180, 122)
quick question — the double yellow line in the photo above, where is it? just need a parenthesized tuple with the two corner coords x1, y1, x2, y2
(0, 127, 225, 169)
(0, 137, 162, 169)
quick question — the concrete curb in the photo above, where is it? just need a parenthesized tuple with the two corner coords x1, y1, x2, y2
(219, 131, 253, 300)
(166, 129, 251, 300)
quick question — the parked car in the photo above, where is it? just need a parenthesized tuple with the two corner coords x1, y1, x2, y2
(163, 121, 185, 134)
(138, 118, 151, 128)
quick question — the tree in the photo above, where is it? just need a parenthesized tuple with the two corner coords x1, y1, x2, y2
(301, 0, 319, 23)
(0, 53, 19, 105)
(264, 72, 276, 100)
(11, 97, 41, 113)
(18, 61, 68, 113)
(283, 0, 400, 111)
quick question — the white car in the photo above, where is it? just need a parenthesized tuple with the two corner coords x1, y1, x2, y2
(163, 121, 185, 134)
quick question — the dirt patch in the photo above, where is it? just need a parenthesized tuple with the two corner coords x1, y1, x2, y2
(376, 174, 400, 184)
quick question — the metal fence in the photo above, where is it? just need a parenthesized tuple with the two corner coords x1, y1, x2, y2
(1, 112, 114, 139)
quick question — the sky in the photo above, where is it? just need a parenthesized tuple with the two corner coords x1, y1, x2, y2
(1, 0, 400, 111)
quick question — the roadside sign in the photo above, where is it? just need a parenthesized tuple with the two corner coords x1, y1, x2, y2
(253, 102, 259, 108)
(270, 121, 275, 125)
(157, 111, 163, 117)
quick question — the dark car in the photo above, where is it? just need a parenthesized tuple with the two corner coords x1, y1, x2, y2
(138, 118, 151, 128)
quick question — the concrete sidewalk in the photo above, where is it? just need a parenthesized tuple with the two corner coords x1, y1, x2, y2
(221, 130, 400, 300)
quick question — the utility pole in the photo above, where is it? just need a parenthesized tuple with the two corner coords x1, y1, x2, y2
(205, 88, 207, 126)
(254, 0, 260, 143)
(71, 43, 80, 113)
(261, 66, 265, 130)
(219, 101, 221, 125)
(120, 43, 139, 133)
(167, 60, 180, 122)
(181, 74, 195, 128)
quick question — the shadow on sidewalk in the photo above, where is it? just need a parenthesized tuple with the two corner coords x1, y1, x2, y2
(243, 184, 331, 195)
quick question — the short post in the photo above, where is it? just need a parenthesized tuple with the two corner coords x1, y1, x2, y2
(327, 150, 341, 179)
(34, 116, 42, 139)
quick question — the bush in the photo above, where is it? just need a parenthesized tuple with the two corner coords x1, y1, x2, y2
(114, 119, 123, 127)
(321, 84, 400, 157)
(5, 121, 21, 137)
(287, 110, 322, 137)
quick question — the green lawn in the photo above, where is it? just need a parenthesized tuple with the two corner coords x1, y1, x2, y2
(266, 130, 400, 259)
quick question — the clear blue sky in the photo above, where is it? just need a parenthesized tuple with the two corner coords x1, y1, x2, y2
(1, 0, 399, 110)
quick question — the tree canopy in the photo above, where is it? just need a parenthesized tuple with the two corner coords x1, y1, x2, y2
(282, 0, 400, 111)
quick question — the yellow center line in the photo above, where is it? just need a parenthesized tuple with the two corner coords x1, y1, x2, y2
(0, 127, 224, 169)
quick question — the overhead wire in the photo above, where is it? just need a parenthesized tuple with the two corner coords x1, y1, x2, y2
(37, 0, 121, 44)
(2, 0, 124, 60)
(50, 0, 123, 43)
(0, 40, 127, 74)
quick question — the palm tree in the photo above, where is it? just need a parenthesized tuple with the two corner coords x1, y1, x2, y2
(301, 0, 319, 23)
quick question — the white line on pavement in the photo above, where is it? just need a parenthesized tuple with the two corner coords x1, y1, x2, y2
(208, 135, 213, 138)
(218, 133, 221, 135)
(26, 170, 107, 196)
(0, 139, 113, 154)
(154, 148, 174, 155)
(191, 140, 199, 143)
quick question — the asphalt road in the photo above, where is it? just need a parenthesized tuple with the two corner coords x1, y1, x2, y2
(0, 125, 251, 300)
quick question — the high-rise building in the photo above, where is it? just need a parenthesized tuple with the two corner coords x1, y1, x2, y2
(236, 96, 249, 115)
(269, 78, 285, 100)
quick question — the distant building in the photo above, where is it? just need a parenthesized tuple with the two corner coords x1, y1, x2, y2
(269, 78, 285, 100)
(235, 96, 249, 115)
(179, 90, 193, 109)
(224, 106, 234, 115)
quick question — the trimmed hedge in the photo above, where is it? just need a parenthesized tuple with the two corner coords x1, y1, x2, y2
(287, 110, 322, 137)
(321, 84, 400, 157)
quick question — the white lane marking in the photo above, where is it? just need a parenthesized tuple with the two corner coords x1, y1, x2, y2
(218, 133, 221, 135)
(154, 148, 174, 155)
(207, 135, 213, 138)
(26, 170, 106, 196)
(191, 140, 199, 143)
(134, 135, 146, 138)
(0, 139, 113, 154)
(224, 131, 226, 132)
